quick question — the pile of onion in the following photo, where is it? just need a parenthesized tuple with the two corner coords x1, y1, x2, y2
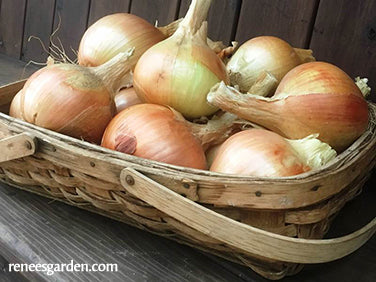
(208, 61, 369, 152)
(78, 13, 166, 68)
(210, 129, 337, 177)
(226, 36, 315, 94)
(133, 0, 229, 118)
(9, 50, 134, 144)
(101, 104, 240, 169)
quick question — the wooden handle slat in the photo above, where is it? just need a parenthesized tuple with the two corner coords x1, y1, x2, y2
(0, 133, 37, 163)
(120, 167, 376, 264)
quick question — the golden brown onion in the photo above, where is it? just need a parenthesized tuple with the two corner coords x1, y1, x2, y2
(10, 50, 134, 144)
(9, 90, 24, 120)
(133, 0, 229, 118)
(210, 129, 336, 177)
(78, 13, 166, 68)
(101, 104, 207, 169)
(208, 62, 369, 152)
(227, 36, 315, 93)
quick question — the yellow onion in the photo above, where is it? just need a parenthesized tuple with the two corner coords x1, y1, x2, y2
(210, 129, 336, 177)
(10, 50, 134, 144)
(101, 104, 207, 169)
(78, 13, 166, 67)
(206, 143, 222, 167)
(9, 90, 24, 120)
(133, 0, 229, 119)
(208, 61, 369, 152)
(227, 36, 315, 94)
(101, 104, 240, 169)
(114, 87, 142, 113)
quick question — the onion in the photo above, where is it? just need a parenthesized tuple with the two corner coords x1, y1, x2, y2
(114, 87, 142, 113)
(208, 61, 369, 152)
(206, 143, 222, 168)
(226, 36, 315, 94)
(78, 13, 166, 68)
(10, 50, 134, 144)
(101, 104, 240, 169)
(101, 104, 207, 169)
(133, 0, 229, 119)
(210, 129, 337, 177)
(9, 90, 24, 120)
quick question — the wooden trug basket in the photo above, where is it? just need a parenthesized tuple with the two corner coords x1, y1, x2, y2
(0, 80, 375, 280)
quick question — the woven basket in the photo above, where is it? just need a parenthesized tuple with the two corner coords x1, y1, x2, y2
(1, 80, 375, 280)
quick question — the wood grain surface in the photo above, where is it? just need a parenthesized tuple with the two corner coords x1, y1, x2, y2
(235, 0, 319, 47)
(310, 0, 376, 102)
(21, 0, 57, 64)
(52, 0, 91, 62)
(129, 0, 180, 26)
(88, 0, 131, 26)
(0, 0, 27, 58)
(0, 176, 375, 282)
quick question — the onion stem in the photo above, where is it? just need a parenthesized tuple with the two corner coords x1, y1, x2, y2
(92, 48, 134, 96)
(179, 0, 212, 34)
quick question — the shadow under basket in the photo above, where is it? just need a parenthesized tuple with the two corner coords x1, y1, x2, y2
(0, 80, 375, 280)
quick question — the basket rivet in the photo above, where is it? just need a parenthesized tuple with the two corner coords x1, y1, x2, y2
(311, 185, 320, 191)
(183, 183, 190, 189)
(255, 191, 262, 197)
(90, 162, 95, 167)
(126, 175, 135, 186)
(25, 141, 32, 150)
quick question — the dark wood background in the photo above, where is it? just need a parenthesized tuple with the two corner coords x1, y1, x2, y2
(0, 0, 375, 101)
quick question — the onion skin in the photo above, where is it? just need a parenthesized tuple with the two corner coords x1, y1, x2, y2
(78, 13, 166, 67)
(9, 51, 134, 144)
(210, 129, 310, 177)
(133, 0, 229, 118)
(115, 87, 142, 113)
(101, 104, 207, 169)
(206, 143, 222, 168)
(275, 61, 363, 98)
(9, 90, 24, 120)
(227, 36, 315, 93)
(208, 62, 369, 152)
(18, 64, 114, 144)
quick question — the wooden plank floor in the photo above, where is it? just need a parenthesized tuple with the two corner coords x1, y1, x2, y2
(0, 177, 375, 282)
(0, 53, 375, 282)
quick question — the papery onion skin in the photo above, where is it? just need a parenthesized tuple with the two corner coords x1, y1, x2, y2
(78, 13, 166, 67)
(275, 61, 364, 98)
(226, 36, 309, 93)
(133, 39, 229, 118)
(274, 62, 369, 151)
(16, 64, 114, 144)
(208, 62, 369, 152)
(210, 129, 310, 177)
(9, 90, 24, 120)
(133, 0, 229, 119)
(115, 87, 142, 113)
(101, 104, 207, 169)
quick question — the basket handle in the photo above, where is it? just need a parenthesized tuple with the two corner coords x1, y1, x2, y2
(120, 167, 376, 264)
(0, 133, 37, 163)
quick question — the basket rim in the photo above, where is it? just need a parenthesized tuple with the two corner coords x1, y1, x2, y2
(1, 103, 375, 183)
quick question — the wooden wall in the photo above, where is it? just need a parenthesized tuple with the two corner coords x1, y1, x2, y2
(0, 0, 375, 101)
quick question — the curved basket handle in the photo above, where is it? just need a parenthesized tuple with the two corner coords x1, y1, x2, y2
(120, 167, 376, 264)
(0, 133, 37, 163)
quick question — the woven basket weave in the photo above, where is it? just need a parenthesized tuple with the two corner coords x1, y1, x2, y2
(0, 80, 375, 280)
